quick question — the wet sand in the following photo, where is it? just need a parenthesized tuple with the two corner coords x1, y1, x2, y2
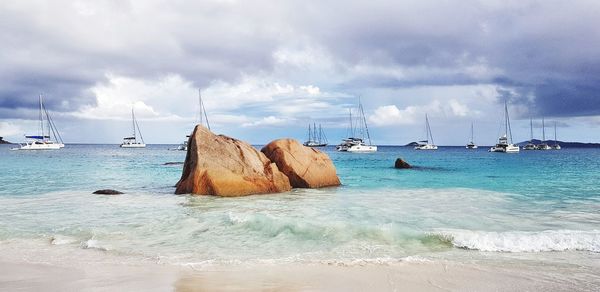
(2, 258, 598, 291)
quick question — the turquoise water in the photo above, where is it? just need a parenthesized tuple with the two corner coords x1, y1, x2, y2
(1, 144, 599, 265)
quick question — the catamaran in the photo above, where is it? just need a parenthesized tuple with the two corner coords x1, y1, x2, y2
(466, 122, 477, 149)
(552, 121, 561, 150)
(523, 117, 537, 150)
(537, 117, 551, 150)
(303, 123, 328, 147)
(16, 94, 65, 150)
(177, 89, 210, 151)
(415, 114, 438, 150)
(120, 106, 146, 148)
(489, 101, 519, 153)
(336, 99, 377, 152)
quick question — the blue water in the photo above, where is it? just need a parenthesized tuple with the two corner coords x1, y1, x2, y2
(1, 144, 599, 265)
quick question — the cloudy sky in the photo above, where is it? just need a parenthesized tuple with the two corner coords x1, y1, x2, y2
(1, 0, 599, 145)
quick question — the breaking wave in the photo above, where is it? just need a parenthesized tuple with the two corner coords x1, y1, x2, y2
(433, 229, 600, 252)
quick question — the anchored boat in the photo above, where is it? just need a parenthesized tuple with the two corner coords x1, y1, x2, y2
(120, 106, 146, 148)
(415, 114, 438, 150)
(16, 94, 64, 150)
(336, 99, 377, 152)
(489, 101, 519, 153)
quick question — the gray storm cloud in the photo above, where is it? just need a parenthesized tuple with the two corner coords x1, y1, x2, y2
(0, 0, 599, 119)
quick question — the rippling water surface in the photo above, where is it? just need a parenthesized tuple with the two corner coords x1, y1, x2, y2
(1, 144, 599, 266)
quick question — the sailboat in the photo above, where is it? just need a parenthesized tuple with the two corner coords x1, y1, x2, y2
(177, 89, 210, 151)
(466, 122, 478, 149)
(415, 114, 438, 150)
(16, 94, 65, 150)
(489, 101, 519, 153)
(523, 117, 537, 150)
(537, 117, 551, 150)
(552, 121, 561, 150)
(120, 106, 146, 148)
(336, 98, 377, 152)
(303, 123, 328, 147)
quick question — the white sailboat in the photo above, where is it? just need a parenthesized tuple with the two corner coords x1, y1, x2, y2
(537, 117, 551, 150)
(303, 123, 328, 147)
(177, 89, 210, 151)
(466, 122, 478, 149)
(523, 117, 537, 150)
(120, 106, 146, 148)
(336, 98, 377, 152)
(489, 101, 519, 153)
(552, 121, 561, 150)
(16, 94, 65, 150)
(415, 114, 438, 150)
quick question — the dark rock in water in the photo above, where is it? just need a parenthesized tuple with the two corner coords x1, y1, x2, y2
(0, 137, 10, 144)
(163, 162, 184, 166)
(93, 189, 124, 195)
(394, 158, 412, 169)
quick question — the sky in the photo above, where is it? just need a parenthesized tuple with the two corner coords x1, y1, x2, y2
(1, 0, 600, 145)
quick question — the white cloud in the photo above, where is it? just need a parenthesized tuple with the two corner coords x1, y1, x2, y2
(0, 121, 24, 137)
(242, 116, 288, 127)
(369, 99, 475, 126)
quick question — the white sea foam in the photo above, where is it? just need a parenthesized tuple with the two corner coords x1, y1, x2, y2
(435, 229, 600, 252)
(81, 238, 110, 251)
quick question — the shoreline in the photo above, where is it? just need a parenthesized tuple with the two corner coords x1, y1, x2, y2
(2, 257, 598, 291)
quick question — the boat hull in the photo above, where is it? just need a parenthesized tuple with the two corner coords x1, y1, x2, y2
(120, 143, 146, 148)
(346, 145, 377, 152)
(489, 144, 519, 153)
(415, 144, 438, 150)
(16, 143, 61, 150)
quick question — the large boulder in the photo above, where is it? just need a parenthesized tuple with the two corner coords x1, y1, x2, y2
(261, 139, 341, 188)
(175, 125, 291, 197)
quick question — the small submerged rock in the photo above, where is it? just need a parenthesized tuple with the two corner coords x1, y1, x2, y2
(163, 162, 184, 166)
(93, 189, 124, 195)
(394, 158, 412, 169)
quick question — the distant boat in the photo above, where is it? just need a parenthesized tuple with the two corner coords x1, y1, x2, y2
(415, 114, 438, 150)
(336, 98, 377, 152)
(120, 106, 146, 148)
(552, 121, 561, 150)
(466, 122, 478, 149)
(303, 123, 328, 147)
(537, 117, 551, 150)
(177, 89, 210, 151)
(16, 94, 65, 150)
(489, 101, 519, 153)
(523, 117, 537, 150)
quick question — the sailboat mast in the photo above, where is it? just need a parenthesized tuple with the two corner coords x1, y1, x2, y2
(530, 117, 533, 142)
(542, 117, 546, 142)
(554, 121, 558, 145)
(471, 122, 474, 143)
(360, 100, 372, 145)
(506, 101, 514, 143)
(39, 94, 45, 138)
(426, 114, 434, 145)
(349, 108, 353, 137)
(131, 107, 136, 139)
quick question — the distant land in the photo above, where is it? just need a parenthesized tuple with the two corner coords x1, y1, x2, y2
(516, 139, 600, 148)
(0, 137, 11, 144)
(403, 140, 600, 148)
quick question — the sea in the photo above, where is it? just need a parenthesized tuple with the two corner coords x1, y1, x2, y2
(1, 144, 599, 274)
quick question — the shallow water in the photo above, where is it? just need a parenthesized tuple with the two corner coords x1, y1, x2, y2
(1, 144, 599, 266)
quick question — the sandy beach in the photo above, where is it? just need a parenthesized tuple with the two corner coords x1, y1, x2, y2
(2, 252, 598, 291)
